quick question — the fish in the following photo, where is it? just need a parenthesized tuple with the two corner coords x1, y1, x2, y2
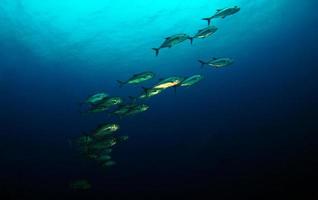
(113, 103, 149, 117)
(153, 76, 184, 90)
(81, 97, 122, 114)
(74, 134, 94, 153)
(198, 57, 234, 68)
(111, 104, 136, 116)
(85, 148, 112, 160)
(89, 138, 117, 150)
(119, 135, 129, 142)
(180, 75, 204, 87)
(86, 154, 99, 160)
(96, 154, 112, 162)
(124, 104, 149, 116)
(95, 96, 122, 108)
(152, 34, 192, 56)
(83, 106, 109, 114)
(100, 148, 113, 154)
(92, 123, 119, 138)
(76, 135, 93, 146)
(82, 92, 108, 105)
(102, 160, 116, 167)
(191, 25, 218, 42)
(117, 72, 155, 87)
(202, 6, 240, 25)
(70, 180, 91, 190)
(139, 87, 164, 99)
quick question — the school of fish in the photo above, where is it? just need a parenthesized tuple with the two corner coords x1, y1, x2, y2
(72, 5, 240, 189)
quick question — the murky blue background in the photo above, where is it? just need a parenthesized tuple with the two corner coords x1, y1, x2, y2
(1, 0, 317, 198)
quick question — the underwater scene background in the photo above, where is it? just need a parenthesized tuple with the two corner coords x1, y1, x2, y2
(1, 0, 317, 199)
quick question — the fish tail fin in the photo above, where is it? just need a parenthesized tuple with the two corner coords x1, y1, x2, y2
(189, 37, 194, 45)
(117, 80, 125, 88)
(202, 17, 212, 25)
(198, 60, 206, 68)
(152, 48, 160, 56)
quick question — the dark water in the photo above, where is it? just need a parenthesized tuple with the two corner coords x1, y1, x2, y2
(1, 0, 317, 199)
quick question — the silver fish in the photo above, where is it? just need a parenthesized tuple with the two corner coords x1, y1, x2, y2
(191, 25, 218, 41)
(117, 71, 155, 87)
(152, 34, 192, 56)
(202, 6, 240, 25)
(180, 75, 204, 87)
(198, 57, 234, 68)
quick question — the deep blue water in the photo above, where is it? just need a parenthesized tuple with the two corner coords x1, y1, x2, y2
(1, 0, 318, 199)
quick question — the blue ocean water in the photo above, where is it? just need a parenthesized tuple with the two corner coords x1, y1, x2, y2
(1, 0, 318, 198)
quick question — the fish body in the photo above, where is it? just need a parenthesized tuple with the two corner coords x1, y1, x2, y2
(70, 180, 91, 190)
(89, 138, 117, 150)
(81, 97, 122, 114)
(202, 6, 240, 25)
(154, 76, 184, 89)
(76, 135, 93, 146)
(102, 160, 116, 167)
(139, 87, 164, 99)
(96, 97, 122, 108)
(85, 147, 113, 160)
(125, 104, 149, 116)
(97, 155, 112, 162)
(152, 34, 192, 56)
(83, 92, 108, 105)
(85, 106, 109, 114)
(180, 75, 204, 87)
(119, 135, 129, 142)
(160, 34, 190, 48)
(117, 72, 155, 87)
(193, 25, 218, 39)
(112, 103, 149, 117)
(86, 154, 98, 160)
(92, 123, 119, 138)
(100, 148, 112, 154)
(198, 57, 233, 68)
(112, 104, 136, 115)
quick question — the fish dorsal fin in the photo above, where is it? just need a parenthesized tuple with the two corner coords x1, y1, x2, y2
(217, 8, 226, 12)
